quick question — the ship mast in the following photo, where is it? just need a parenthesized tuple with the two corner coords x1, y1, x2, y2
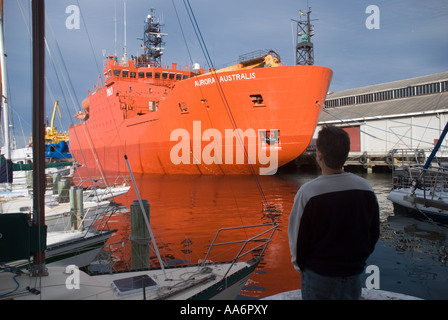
(0, 0, 11, 160)
(294, 8, 315, 65)
(142, 9, 166, 67)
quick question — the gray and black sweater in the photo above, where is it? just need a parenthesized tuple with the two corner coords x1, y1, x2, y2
(288, 172, 380, 277)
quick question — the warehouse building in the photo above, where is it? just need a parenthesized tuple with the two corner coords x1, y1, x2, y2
(301, 71, 448, 171)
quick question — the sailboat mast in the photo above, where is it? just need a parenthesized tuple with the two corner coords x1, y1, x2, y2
(123, 0, 127, 64)
(0, 0, 11, 160)
(31, 0, 47, 276)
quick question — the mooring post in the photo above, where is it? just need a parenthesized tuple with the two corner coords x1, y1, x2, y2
(70, 186, 84, 230)
(58, 178, 70, 203)
(52, 173, 61, 195)
(131, 199, 151, 270)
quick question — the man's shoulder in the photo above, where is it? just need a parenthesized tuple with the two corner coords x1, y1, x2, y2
(298, 173, 374, 196)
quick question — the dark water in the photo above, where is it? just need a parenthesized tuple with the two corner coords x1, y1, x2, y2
(92, 169, 448, 300)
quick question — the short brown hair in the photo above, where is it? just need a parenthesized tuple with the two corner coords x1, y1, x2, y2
(316, 125, 350, 169)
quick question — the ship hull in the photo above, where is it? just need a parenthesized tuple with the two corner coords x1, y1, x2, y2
(69, 65, 332, 175)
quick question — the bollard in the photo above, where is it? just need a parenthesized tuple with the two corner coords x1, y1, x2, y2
(52, 173, 61, 195)
(58, 178, 70, 203)
(130, 200, 150, 270)
(26, 171, 33, 188)
(70, 186, 84, 231)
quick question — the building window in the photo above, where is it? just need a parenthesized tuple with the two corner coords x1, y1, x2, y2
(324, 79, 448, 108)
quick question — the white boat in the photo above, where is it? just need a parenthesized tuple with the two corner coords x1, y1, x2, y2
(388, 179, 448, 223)
(0, 220, 277, 300)
(81, 184, 130, 202)
(388, 122, 448, 224)
(5, 227, 116, 270)
(0, 196, 114, 232)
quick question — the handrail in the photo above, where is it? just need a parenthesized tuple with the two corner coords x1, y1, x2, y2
(201, 222, 278, 278)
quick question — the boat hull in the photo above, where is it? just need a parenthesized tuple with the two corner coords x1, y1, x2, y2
(69, 65, 332, 175)
(388, 188, 448, 223)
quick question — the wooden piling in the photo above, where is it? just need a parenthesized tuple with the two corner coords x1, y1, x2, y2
(58, 178, 70, 203)
(70, 186, 84, 231)
(52, 173, 61, 195)
(131, 200, 150, 270)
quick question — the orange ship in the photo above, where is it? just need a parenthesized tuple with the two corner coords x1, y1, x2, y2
(68, 10, 332, 175)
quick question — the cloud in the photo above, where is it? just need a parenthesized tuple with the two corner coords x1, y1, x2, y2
(2, 0, 447, 146)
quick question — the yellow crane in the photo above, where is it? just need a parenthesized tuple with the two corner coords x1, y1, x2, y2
(45, 101, 69, 144)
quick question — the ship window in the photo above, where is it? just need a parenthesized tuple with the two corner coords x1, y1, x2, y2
(130, 72, 136, 78)
(250, 94, 265, 107)
(162, 72, 168, 79)
(183, 75, 189, 80)
(260, 130, 280, 146)
(155, 72, 160, 79)
(176, 74, 182, 80)
(138, 72, 145, 78)
(146, 72, 152, 78)
(122, 70, 129, 78)
(113, 69, 121, 77)
(178, 102, 188, 113)
(169, 73, 175, 80)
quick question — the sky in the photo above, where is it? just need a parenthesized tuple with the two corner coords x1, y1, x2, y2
(2, 0, 448, 147)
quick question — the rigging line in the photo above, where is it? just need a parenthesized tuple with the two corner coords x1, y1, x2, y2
(322, 108, 380, 140)
(63, 2, 126, 184)
(171, 0, 194, 66)
(124, 155, 167, 277)
(183, 0, 271, 211)
(47, 6, 130, 198)
(416, 91, 445, 150)
(173, 1, 232, 175)
(45, 15, 109, 200)
(76, 0, 104, 87)
(66, 1, 134, 177)
(330, 105, 447, 133)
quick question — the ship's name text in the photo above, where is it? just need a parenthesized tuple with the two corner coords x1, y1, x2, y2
(194, 72, 256, 87)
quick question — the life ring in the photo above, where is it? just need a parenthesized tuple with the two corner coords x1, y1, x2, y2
(359, 153, 367, 164)
(385, 154, 394, 165)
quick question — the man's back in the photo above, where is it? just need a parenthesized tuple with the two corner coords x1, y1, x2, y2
(289, 172, 380, 277)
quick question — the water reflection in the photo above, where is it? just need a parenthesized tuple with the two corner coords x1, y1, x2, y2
(82, 170, 448, 299)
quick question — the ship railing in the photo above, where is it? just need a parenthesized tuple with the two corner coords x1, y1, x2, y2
(393, 163, 448, 192)
(201, 222, 278, 278)
(238, 49, 280, 64)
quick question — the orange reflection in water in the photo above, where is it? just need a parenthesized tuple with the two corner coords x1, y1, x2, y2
(78, 171, 307, 299)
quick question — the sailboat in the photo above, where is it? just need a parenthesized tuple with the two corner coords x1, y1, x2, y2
(0, 0, 278, 300)
(388, 122, 448, 223)
(0, 0, 117, 272)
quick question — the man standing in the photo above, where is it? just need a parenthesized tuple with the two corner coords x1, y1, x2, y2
(288, 125, 380, 300)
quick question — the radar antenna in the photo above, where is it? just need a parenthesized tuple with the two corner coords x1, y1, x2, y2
(293, 8, 315, 65)
(141, 9, 167, 67)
